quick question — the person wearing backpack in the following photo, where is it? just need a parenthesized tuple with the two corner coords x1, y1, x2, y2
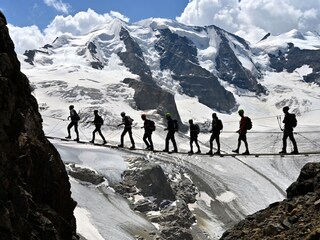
(232, 109, 250, 155)
(117, 112, 135, 149)
(88, 110, 107, 145)
(66, 105, 80, 141)
(141, 114, 154, 151)
(279, 106, 299, 154)
(206, 113, 222, 155)
(188, 119, 201, 154)
(163, 113, 178, 153)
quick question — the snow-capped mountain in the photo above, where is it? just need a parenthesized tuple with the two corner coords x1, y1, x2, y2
(21, 18, 320, 122)
(17, 17, 320, 239)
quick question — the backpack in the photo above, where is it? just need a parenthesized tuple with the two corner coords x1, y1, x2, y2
(245, 117, 252, 130)
(148, 120, 156, 131)
(287, 113, 297, 128)
(126, 116, 134, 126)
(74, 111, 80, 121)
(217, 119, 223, 131)
(195, 124, 200, 134)
(96, 115, 104, 125)
(173, 119, 179, 132)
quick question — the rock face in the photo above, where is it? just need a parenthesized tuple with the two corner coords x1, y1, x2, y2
(0, 12, 77, 240)
(123, 78, 187, 131)
(114, 157, 197, 240)
(269, 43, 320, 85)
(155, 28, 237, 113)
(213, 26, 266, 94)
(220, 162, 320, 240)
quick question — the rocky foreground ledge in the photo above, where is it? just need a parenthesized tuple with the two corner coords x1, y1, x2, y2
(0, 12, 77, 239)
(220, 162, 320, 240)
(114, 157, 198, 240)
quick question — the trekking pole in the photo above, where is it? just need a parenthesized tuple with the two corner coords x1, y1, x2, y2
(277, 116, 283, 131)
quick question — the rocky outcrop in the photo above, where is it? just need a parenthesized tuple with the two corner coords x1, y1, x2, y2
(213, 26, 266, 94)
(155, 28, 237, 113)
(220, 162, 320, 240)
(123, 78, 188, 131)
(0, 12, 77, 240)
(269, 43, 320, 85)
(118, 27, 153, 84)
(114, 157, 197, 240)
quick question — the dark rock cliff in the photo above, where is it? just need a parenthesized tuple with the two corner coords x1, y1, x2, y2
(269, 43, 320, 85)
(0, 12, 77, 240)
(220, 162, 320, 240)
(213, 26, 266, 94)
(123, 78, 187, 131)
(155, 28, 237, 113)
(118, 27, 154, 84)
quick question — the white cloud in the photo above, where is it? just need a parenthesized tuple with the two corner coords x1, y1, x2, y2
(8, 24, 46, 54)
(177, 0, 320, 43)
(44, 0, 71, 14)
(8, 9, 128, 54)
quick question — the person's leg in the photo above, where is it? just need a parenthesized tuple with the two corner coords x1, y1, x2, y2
(233, 135, 241, 153)
(97, 126, 107, 143)
(119, 128, 127, 147)
(148, 132, 154, 150)
(128, 128, 135, 148)
(243, 134, 249, 154)
(66, 122, 73, 138)
(207, 134, 214, 154)
(164, 133, 170, 151)
(281, 131, 289, 153)
(143, 132, 150, 148)
(74, 122, 79, 140)
(189, 139, 194, 153)
(171, 132, 178, 152)
(215, 134, 220, 154)
(195, 137, 201, 153)
(288, 131, 298, 153)
(91, 128, 97, 142)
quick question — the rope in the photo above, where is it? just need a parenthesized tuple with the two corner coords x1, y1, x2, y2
(296, 132, 320, 148)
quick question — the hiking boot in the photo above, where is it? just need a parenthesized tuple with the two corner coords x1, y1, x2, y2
(188, 150, 194, 154)
(118, 144, 124, 148)
(242, 151, 250, 155)
(196, 150, 201, 154)
(214, 151, 221, 155)
(291, 150, 299, 154)
(163, 149, 169, 152)
(102, 141, 107, 145)
(129, 146, 135, 150)
(74, 138, 79, 142)
(89, 140, 94, 144)
(206, 151, 213, 155)
(172, 149, 178, 153)
(65, 136, 71, 139)
(232, 149, 239, 154)
(279, 150, 287, 154)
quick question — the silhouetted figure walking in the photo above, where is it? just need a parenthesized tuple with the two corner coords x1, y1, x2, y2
(89, 110, 107, 145)
(233, 109, 250, 155)
(279, 106, 299, 154)
(118, 112, 135, 149)
(207, 113, 223, 155)
(141, 114, 155, 151)
(188, 119, 201, 154)
(66, 105, 80, 141)
(163, 113, 178, 153)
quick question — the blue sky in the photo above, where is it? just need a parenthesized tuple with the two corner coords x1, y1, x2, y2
(1, 0, 189, 30)
(1, 0, 319, 54)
